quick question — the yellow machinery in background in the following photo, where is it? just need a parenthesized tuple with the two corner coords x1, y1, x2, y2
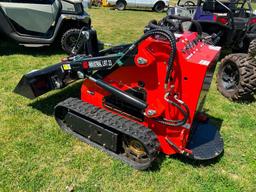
(102, 0, 113, 7)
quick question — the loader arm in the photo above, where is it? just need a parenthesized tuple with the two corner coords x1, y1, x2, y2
(14, 53, 124, 99)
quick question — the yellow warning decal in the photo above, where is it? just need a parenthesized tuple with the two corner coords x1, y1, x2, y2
(62, 64, 71, 70)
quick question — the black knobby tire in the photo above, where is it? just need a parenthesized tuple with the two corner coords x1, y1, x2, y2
(217, 54, 256, 101)
(248, 24, 256, 34)
(237, 24, 256, 53)
(248, 39, 256, 58)
(61, 28, 83, 55)
(153, 2, 165, 13)
(116, 0, 126, 11)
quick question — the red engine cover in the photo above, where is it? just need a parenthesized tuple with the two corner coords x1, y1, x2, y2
(80, 32, 221, 155)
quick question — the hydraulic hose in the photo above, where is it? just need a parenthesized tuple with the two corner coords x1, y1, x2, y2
(71, 26, 89, 55)
(156, 93, 190, 127)
(147, 19, 179, 32)
(113, 28, 177, 89)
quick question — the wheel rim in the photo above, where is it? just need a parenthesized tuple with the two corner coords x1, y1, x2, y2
(67, 34, 79, 50)
(221, 62, 240, 91)
(129, 140, 145, 156)
(123, 137, 149, 163)
(155, 3, 164, 12)
(117, 2, 124, 10)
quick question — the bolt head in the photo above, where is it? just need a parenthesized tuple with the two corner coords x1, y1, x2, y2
(137, 57, 148, 65)
(147, 110, 156, 116)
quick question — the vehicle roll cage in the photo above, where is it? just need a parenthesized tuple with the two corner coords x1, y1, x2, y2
(177, 0, 254, 30)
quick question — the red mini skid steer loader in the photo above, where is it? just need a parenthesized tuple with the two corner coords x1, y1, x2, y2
(14, 15, 224, 170)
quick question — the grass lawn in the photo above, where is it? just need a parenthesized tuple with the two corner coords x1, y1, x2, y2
(1, 8, 256, 192)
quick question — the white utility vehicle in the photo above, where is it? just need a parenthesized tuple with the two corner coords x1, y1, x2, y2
(108, 0, 169, 12)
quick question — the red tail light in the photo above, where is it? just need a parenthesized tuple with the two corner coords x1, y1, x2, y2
(82, 61, 89, 69)
(216, 16, 228, 25)
(249, 18, 256, 25)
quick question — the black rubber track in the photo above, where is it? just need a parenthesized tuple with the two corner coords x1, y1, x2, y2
(248, 39, 256, 58)
(54, 98, 160, 170)
(217, 54, 256, 101)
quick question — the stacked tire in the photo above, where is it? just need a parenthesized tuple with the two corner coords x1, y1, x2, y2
(217, 46, 256, 101)
(248, 39, 256, 58)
